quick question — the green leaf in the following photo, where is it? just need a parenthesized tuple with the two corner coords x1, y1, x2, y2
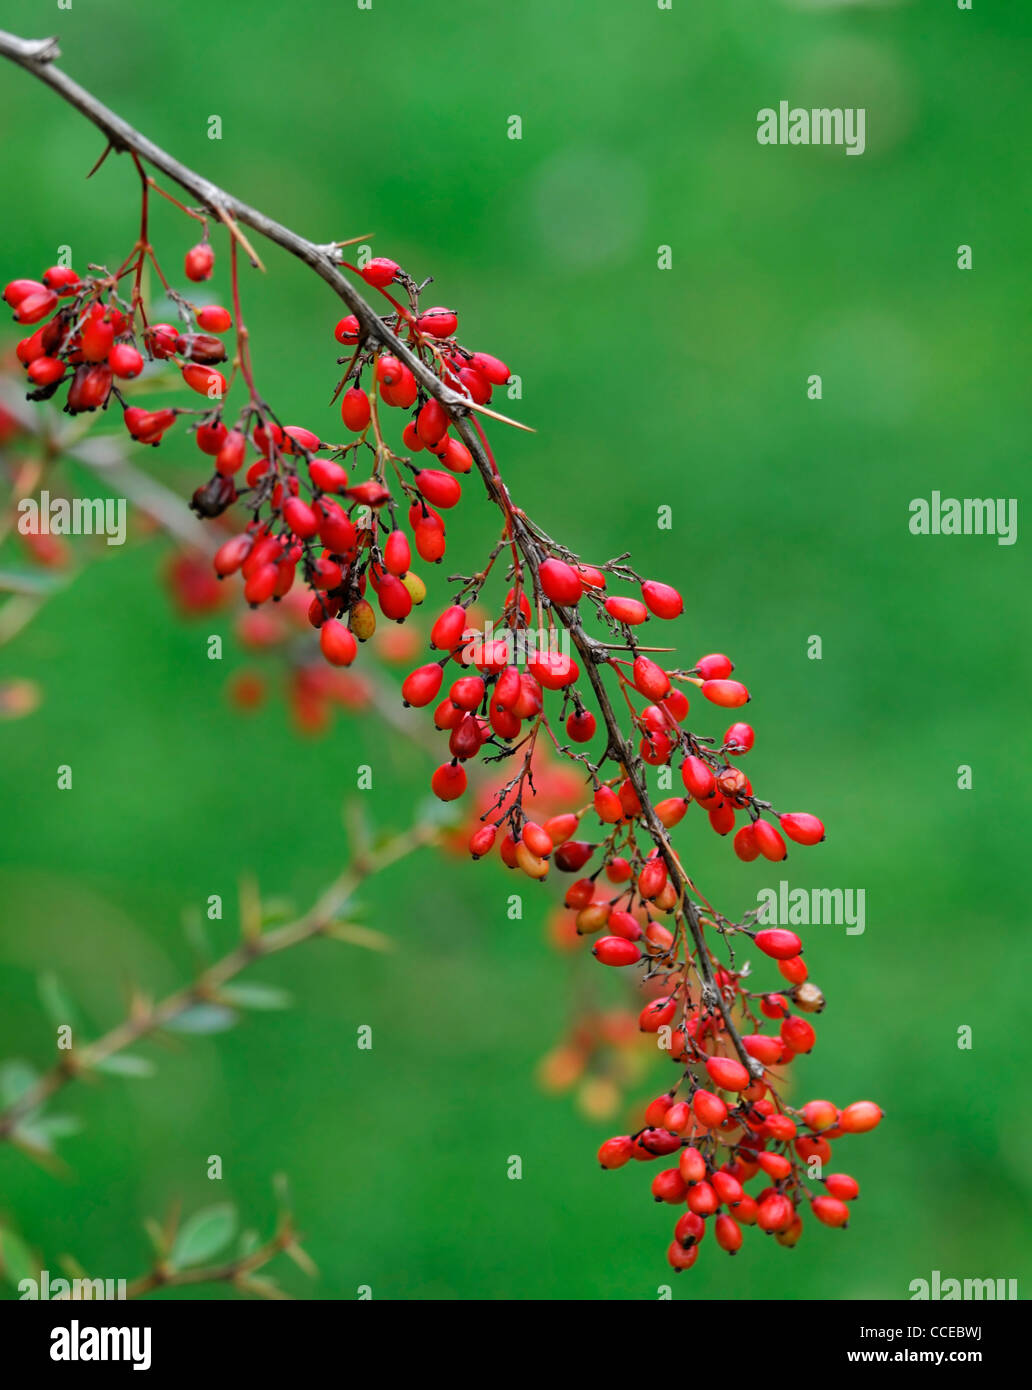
(221, 983, 292, 1011)
(37, 973, 79, 1030)
(0, 1227, 38, 1289)
(0, 1060, 39, 1107)
(170, 1204, 237, 1270)
(259, 898, 296, 927)
(93, 1053, 155, 1078)
(164, 1004, 237, 1034)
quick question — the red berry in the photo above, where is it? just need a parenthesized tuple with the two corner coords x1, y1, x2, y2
(457, 366, 491, 403)
(4, 278, 47, 306)
(757, 1193, 794, 1233)
(469, 351, 511, 385)
(123, 405, 175, 440)
(742, 1033, 782, 1066)
(631, 656, 670, 701)
(667, 1241, 699, 1272)
(14, 288, 58, 324)
(638, 1128, 681, 1157)
(430, 605, 467, 651)
(42, 266, 80, 294)
(715, 1214, 744, 1253)
(377, 574, 413, 621)
(681, 756, 716, 800)
(598, 1136, 635, 1170)
(593, 785, 623, 823)
(692, 1090, 728, 1128)
(341, 387, 371, 432)
(725, 722, 755, 755)
(417, 307, 457, 338)
(319, 619, 358, 667)
(435, 437, 472, 474)
(283, 496, 319, 539)
(592, 936, 641, 967)
(383, 529, 411, 576)
(686, 1180, 718, 1216)
(401, 663, 443, 708)
(415, 468, 461, 509)
(825, 1173, 860, 1201)
(360, 257, 400, 288)
(640, 996, 677, 1033)
(733, 824, 760, 861)
(778, 956, 808, 985)
(334, 316, 360, 346)
(780, 1015, 816, 1053)
(67, 364, 112, 413)
(215, 430, 247, 475)
(213, 534, 252, 577)
(539, 558, 583, 607)
(431, 761, 467, 801)
(283, 425, 321, 454)
(779, 812, 826, 845)
(450, 675, 485, 710)
(195, 422, 228, 456)
(309, 459, 348, 492)
(80, 315, 115, 362)
(752, 820, 787, 862)
(701, 679, 749, 708)
(604, 595, 648, 624)
(812, 1196, 850, 1228)
(185, 243, 215, 282)
(413, 398, 448, 448)
(243, 563, 278, 605)
(26, 356, 65, 386)
(528, 650, 578, 690)
(651, 1169, 688, 1204)
(802, 1100, 839, 1132)
(566, 708, 596, 743)
(196, 305, 232, 332)
(640, 580, 683, 619)
(695, 653, 733, 680)
(181, 363, 226, 398)
(678, 1147, 707, 1185)
(705, 1056, 751, 1092)
(608, 910, 642, 942)
(838, 1101, 882, 1134)
(754, 928, 802, 960)
(146, 323, 179, 359)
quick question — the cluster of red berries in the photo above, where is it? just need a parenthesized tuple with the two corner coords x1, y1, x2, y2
(5, 242, 230, 437)
(600, 1095, 881, 1270)
(180, 256, 513, 674)
(7, 209, 877, 1274)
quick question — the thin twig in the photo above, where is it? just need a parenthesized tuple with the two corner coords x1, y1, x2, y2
(0, 821, 438, 1143)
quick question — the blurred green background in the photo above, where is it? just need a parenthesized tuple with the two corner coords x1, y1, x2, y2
(0, 0, 1029, 1300)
